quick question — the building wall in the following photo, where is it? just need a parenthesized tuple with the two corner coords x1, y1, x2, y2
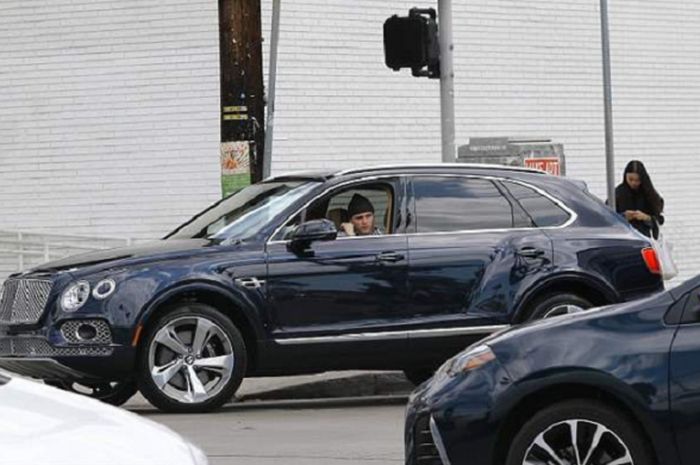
(0, 0, 221, 240)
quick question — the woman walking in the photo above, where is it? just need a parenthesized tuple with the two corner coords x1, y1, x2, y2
(615, 160, 664, 238)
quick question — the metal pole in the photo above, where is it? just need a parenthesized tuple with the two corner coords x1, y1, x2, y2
(438, 0, 456, 163)
(262, 0, 281, 179)
(600, 0, 616, 209)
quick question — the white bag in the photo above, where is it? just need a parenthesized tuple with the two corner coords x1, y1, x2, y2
(650, 222, 678, 280)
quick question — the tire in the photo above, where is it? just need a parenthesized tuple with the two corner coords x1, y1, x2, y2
(137, 303, 247, 413)
(45, 380, 137, 407)
(525, 293, 593, 321)
(506, 399, 653, 465)
(403, 368, 434, 386)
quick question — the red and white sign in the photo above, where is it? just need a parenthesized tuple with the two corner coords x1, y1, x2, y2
(524, 157, 561, 176)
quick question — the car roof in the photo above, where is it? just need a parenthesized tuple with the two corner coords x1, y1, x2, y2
(266, 163, 546, 183)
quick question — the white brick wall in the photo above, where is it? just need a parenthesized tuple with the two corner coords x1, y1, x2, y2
(0, 0, 221, 240)
(263, 0, 700, 281)
(1, 0, 698, 280)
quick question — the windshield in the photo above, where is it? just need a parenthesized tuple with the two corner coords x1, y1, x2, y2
(168, 180, 319, 240)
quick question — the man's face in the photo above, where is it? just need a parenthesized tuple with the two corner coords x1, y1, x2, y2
(350, 211, 375, 235)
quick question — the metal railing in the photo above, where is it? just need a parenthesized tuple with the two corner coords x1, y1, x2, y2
(0, 230, 133, 283)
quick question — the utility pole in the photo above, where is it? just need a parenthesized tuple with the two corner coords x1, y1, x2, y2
(219, 0, 265, 186)
(437, 0, 456, 163)
(600, 0, 616, 209)
(262, 0, 282, 179)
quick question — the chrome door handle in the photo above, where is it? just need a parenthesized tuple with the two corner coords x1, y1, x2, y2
(518, 247, 545, 258)
(376, 251, 405, 263)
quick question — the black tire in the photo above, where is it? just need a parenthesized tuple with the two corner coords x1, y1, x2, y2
(525, 292, 593, 321)
(506, 399, 653, 465)
(137, 303, 247, 413)
(403, 368, 434, 386)
(45, 379, 138, 407)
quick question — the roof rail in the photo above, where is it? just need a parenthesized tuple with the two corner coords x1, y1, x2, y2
(336, 163, 546, 176)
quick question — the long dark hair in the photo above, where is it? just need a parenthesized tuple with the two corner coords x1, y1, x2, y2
(623, 160, 664, 216)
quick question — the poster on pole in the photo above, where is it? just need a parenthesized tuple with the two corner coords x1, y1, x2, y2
(220, 141, 251, 196)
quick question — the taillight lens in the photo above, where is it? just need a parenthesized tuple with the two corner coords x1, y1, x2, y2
(642, 247, 661, 274)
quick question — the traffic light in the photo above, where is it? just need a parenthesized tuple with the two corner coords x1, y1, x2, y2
(383, 8, 440, 78)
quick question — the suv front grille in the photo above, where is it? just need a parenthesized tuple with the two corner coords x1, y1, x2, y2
(0, 279, 53, 325)
(414, 415, 442, 465)
(0, 337, 112, 357)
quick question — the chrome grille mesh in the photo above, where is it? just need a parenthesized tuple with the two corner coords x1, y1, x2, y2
(0, 337, 112, 357)
(0, 279, 53, 325)
(60, 320, 112, 345)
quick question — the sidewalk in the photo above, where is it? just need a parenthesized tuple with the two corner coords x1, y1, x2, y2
(125, 370, 415, 411)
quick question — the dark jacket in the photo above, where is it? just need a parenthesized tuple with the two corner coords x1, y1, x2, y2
(615, 184, 664, 238)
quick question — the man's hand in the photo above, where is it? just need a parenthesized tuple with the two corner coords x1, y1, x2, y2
(634, 210, 651, 222)
(340, 222, 355, 236)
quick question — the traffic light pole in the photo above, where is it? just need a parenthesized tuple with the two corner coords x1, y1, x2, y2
(438, 0, 456, 163)
(600, 0, 616, 210)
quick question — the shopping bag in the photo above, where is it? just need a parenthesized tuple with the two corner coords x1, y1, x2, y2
(651, 222, 678, 280)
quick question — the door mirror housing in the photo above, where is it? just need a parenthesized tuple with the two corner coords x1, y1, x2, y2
(288, 219, 338, 252)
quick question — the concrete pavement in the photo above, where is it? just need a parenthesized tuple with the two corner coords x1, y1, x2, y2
(144, 403, 406, 465)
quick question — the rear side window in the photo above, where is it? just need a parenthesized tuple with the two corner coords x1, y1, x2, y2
(412, 177, 513, 232)
(501, 181, 570, 227)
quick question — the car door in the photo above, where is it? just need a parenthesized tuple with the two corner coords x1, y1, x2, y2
(404, 175, 553, 362)
(668, 287, 700, 465)
(264, 177, 410, 350)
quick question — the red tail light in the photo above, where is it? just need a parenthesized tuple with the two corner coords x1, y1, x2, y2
(642, 247, 661, 274)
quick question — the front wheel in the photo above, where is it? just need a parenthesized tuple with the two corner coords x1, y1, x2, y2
(506, 400, 652, 465)
(137, 303, 247, 413)
(525, 293, 593, 321)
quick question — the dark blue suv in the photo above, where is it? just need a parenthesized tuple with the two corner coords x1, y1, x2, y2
(0, 164, 663, 412)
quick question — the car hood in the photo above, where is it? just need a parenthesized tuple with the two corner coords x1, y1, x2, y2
(0, 376, 203, 465)
(28, 239, 221, 274)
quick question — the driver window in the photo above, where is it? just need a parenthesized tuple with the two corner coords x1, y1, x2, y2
(276, 182, 395, 240)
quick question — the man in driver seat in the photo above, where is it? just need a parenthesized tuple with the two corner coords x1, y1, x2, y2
(340, 193, 383, 236)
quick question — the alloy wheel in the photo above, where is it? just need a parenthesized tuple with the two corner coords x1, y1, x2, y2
(523, 419, 633, 465)
(543, 304, 586, 319)
(148, 316, 235, 404)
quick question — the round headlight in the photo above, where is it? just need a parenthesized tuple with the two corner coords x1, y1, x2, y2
(92, 279, 116, 300)
(61, 281, 91, 312)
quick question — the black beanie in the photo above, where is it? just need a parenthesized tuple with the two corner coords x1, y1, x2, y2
(347, 194, 374, 217)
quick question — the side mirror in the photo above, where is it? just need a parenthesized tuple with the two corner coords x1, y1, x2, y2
(288, 219, 338, 252)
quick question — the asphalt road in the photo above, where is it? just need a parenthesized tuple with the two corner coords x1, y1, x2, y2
(142, 402, 406, 465)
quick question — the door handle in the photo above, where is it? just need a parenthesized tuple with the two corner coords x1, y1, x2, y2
(376, 251, 405, 263)
(518, 247, 545, 258)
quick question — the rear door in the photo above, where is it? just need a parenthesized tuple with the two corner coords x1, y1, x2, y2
(404, 175, 553, 362)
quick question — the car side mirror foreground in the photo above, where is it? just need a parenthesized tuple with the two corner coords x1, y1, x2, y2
(288, 219, 337, 253)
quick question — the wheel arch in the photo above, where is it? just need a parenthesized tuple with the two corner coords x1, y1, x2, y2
(135, 281, 264, 373)
(492, 381, 661, 465)
(513, 273, 620, 323)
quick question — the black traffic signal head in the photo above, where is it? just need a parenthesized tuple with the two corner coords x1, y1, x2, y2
(383, 8, 440, 78)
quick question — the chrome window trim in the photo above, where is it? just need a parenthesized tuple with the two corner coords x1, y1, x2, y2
(273, 325, 509, 345)
(266, 173, 577, 246)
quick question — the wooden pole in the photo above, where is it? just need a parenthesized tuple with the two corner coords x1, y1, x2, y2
(219, 0, 265, 184)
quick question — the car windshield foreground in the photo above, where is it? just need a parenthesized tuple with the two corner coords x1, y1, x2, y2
(405, 275, 700, 465)
(0, 165, 663, 412)
(0, 372, 208, 465)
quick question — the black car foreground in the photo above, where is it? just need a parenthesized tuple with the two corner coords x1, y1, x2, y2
(405, 276, 700, 465)
(0, 164, 662, 412)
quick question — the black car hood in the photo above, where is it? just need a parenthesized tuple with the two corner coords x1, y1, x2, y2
(29, 239, 219, 274)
